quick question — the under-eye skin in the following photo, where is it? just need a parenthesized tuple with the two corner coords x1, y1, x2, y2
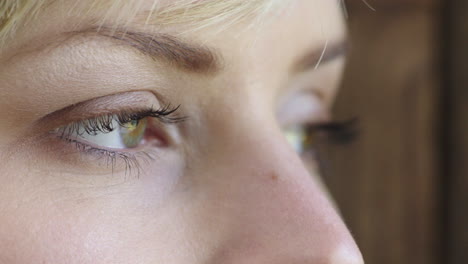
(48, 102, 186, 175)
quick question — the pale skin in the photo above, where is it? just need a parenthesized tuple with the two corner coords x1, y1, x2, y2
(0, 0, 364, 263)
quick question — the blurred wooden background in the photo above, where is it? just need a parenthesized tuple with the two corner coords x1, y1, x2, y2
(323, 0, 467, 263)
(446, 0, 468, 263)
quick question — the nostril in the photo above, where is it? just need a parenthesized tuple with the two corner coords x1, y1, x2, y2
(330, 245, 365, 264)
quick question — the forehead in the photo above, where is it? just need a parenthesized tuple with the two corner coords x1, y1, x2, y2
(1, 0, 344, 50)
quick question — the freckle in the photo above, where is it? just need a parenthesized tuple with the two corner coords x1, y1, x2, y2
(270, 172, 278, 181)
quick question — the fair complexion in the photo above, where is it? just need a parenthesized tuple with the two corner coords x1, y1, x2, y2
(0, 0, 363, 263)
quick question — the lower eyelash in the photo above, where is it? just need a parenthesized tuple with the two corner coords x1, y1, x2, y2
(63, 137, 156, 178)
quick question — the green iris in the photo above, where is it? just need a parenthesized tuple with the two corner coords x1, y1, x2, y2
(284, 126, 315, 153)
(119, 118, 148, 148)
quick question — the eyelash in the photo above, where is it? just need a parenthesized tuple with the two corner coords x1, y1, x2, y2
(56, 104, 185, 176)
(305, 118, 358, 174)
(57, 104, 185, 138)
(309, 118, 358, 145)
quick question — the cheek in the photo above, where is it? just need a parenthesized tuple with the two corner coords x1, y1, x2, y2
(0, 186, 125, 263)
(0, 157, 186, 263)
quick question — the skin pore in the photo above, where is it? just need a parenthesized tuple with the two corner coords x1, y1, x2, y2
(0, 0, 364, 263)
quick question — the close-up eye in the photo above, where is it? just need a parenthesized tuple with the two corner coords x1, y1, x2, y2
(39, 100, 187, 175)
(279, 89, 356, 158)
(284, 120, 357, 156)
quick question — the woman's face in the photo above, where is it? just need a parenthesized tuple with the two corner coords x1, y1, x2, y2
(0, 0, 363, 263)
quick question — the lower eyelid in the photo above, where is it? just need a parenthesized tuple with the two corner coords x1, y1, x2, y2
(72, 140, 155, 177)
(36, 132, 160, 177)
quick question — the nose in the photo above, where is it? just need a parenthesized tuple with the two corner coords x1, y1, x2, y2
(199, 120, 364, 264)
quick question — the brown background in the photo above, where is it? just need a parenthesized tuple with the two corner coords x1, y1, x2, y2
(324, 0, 467, 264)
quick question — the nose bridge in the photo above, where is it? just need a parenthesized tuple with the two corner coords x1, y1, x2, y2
(203, 123, 363, 263)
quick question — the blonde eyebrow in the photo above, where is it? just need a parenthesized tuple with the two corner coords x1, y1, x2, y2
(76, 27, 223, 74)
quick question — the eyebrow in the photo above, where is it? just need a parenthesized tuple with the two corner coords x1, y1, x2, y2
(74, 27, 345, 75)
(77, 27, 223, 74)
(292, 40, 348, 73)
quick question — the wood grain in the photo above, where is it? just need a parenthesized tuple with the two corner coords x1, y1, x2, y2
(322, 2, 442, 264)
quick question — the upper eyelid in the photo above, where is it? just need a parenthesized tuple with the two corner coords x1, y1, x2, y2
(29, 91, 162, 136)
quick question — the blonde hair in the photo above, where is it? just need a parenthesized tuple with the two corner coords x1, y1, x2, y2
(0, 0, 284, 48)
